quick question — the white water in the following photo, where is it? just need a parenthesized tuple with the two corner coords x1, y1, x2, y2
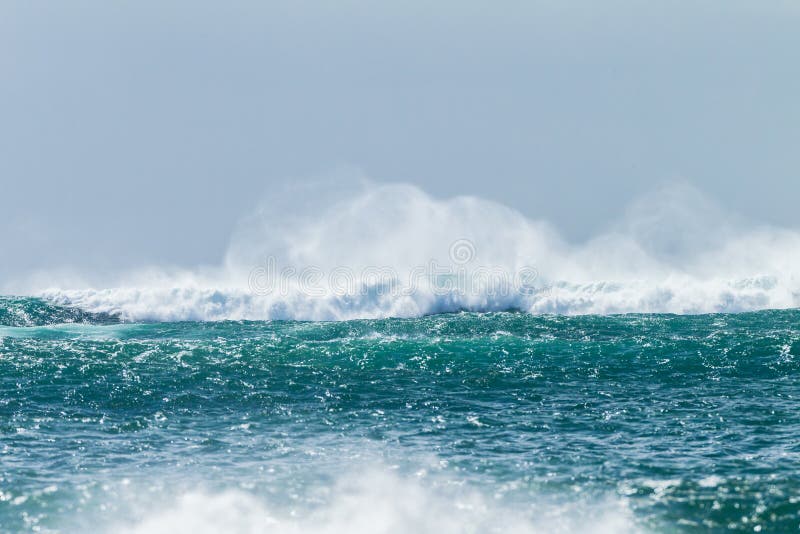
(21, 180, 800, 320)
(115, 470, 637, 534)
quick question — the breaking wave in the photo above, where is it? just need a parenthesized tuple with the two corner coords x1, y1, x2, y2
(13, 180, 800, 321)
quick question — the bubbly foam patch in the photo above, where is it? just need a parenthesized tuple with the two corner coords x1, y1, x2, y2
(117, 471, 638, 534)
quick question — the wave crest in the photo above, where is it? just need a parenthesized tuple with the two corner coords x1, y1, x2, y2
(24, 181, 800, 321)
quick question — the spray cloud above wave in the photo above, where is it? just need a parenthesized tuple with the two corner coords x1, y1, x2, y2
(21, 175, 800, 320)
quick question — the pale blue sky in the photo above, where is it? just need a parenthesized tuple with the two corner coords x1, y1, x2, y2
(2, 1, 799, 281)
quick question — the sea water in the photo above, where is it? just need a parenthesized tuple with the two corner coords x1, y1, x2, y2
(2, 297, 799, 532)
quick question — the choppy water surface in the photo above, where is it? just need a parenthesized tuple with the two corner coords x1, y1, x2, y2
(1, 298, 799, 532)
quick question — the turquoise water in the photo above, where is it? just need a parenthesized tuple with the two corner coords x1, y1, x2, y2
(1, 297, 800, 532)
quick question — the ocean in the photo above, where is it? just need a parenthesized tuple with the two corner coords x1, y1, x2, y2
(2, 296, 799, 532)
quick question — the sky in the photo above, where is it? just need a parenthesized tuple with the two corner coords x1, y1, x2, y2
(1, 1, 799, 283)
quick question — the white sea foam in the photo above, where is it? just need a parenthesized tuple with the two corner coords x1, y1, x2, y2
(26, 180, 800, 321)
(115, 470, 638, 534)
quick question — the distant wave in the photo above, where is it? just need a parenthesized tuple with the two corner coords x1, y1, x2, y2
(15, 180, 800, 321)
(0, 296, 119, 327)
(38, 276, 797, 322)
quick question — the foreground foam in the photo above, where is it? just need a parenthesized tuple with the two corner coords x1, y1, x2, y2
(116, 471, 638, 534)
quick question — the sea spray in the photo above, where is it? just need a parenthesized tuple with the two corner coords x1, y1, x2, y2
(23, 181, 800, 321)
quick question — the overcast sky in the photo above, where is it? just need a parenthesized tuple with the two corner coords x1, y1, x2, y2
(2, 1, 799, 282)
